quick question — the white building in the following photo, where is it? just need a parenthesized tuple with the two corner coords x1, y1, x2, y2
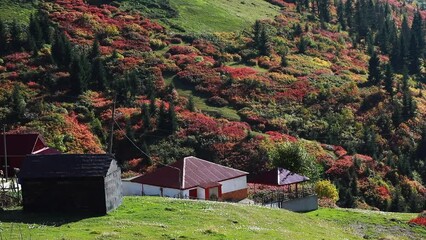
(123, 156, 248, 201)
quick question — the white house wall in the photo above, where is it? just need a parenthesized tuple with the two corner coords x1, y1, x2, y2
(122, 181, 142, 196)
(197, 187, 205, 199)
(220, 176, 247, 193)
(142, 184, 188, 198)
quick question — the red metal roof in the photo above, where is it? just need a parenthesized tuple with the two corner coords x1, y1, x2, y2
(0, 134, 45, 156)
(132, 156, 248, 189)
(247, 168, 309, 186)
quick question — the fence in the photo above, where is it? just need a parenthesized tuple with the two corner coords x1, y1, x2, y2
(0, 177, 22, 208)
(251, 185, 316, 207)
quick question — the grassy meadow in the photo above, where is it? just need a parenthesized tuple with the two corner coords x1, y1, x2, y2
(0, 197, 424, 239)
(121, 0, 281, 32)
(0, 0, 35, 23)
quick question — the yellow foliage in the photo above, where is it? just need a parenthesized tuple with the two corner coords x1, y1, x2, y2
(315, 180, 339, 202)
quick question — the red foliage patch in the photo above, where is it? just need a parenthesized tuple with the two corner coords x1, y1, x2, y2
(220, 66, 258, 79)
(409, 217, 426, 227)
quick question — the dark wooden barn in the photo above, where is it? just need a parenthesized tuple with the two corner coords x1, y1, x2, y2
(18, 154, 122, 214)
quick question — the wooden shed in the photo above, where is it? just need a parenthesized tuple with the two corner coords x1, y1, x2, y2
(18, 154, 122, 214)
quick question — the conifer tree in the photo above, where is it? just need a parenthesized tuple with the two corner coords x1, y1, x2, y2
(157, 101, 167, 130)
(408, 34, 421, 75)
(187, 96, 195, 112)
(318, 0, 331, 23)
(0, 20, 8, 55)
(416, 125, 426, 160)
(384, 64, 394, 96)
(401, 69, 416, 120)
(168, 102, 178, 134)
(29, 13, 43, 49)
(297, 36, 308, 54)
(392, 101, 403, 127)
(149, 94, 157, 114)
(52, 30, 72, 69)
(345, 0, 353, 28)
(9, 20, 22, 51)
(337, 0, 346, 30)
(88, 38, 100, 61)
(10, 83, 26, 120)
(411, 11, 424, 55)
(401, 15, 411, 49)
(259, 27, 271, 56)
(69, 54, 90, 95)
(367, 51, 381, 85)
(142, 103, 151, 131)
(90, 57, 107, 90)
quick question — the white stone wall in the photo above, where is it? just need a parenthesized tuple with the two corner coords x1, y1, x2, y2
(142, 184, 188, 198)
(220, 176, 247, 193)
(122, 181, 142, 196)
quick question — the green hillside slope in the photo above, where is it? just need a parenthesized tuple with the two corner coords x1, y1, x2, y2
(0, 197, 424, 239)
(120, 0, 281, 32)
(0, 0, 35, 23)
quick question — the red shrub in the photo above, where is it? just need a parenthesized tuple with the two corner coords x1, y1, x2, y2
(409, 217, 426, 227)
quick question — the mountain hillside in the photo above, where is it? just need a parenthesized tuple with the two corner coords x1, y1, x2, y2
(0, 0, 426, 212)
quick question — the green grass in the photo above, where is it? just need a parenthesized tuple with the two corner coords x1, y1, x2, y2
(165, 75, 241, 121)
(122, 0, 281, 33)
(1, 197, 424, 239)
(0, 0, 35, 23)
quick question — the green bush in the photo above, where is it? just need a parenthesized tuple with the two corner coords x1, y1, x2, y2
(315, 180, 339, 202)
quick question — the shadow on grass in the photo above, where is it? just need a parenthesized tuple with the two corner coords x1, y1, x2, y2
(0, 209, 100, 226)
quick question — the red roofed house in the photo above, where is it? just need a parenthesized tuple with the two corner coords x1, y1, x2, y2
(0, 133, 61, 175)
(127, 156, 248, 201)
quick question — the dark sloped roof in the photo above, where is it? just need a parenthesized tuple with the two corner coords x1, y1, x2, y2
(0, 134, 45, 156)
(248, 168, 309, 186)
(19, 154, 115, 179)
(132, 156, 248, 189)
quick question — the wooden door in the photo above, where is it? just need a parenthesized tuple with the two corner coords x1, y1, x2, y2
(189, 189, 197, 199)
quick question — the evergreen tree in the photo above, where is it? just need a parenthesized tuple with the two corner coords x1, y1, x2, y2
(297, 36, 309, 54)
(149, 95, 157, 114)
(28, 13, 43, 50)
(168, 102, 178, 134)
(401, 15, 411, 50)
(384, 64, 394, 96)
(88, 38, 101, 61)
(392, 101, 403, 127)
(345, 0, 353, 28)
(318, 0, 331, 23)
(142, 103, 151, 131)
(362, 125, 378, 159)
(0, 20, 8, 55)
(51, 30, 72, 69)
(90, 57, 107, 90)
(10, 83, 26, 120)
(9, 20, 22, 51)
(280, 50, 288, 67)
(416, 125, 426, 160)
(187, 96, 195, 112)
(408, 33, 421, 75)
(367, 51, 381, 85)
(337, 0, 346, 30)
(157, 101, 167, 130)
(258, 27, 271, 56)
(411, 11, 425, 56)
(69, 54, 90, 95)
(253, 20, 262, 48)
(390, 34, 402, 71)
(401, 69, 416, 120)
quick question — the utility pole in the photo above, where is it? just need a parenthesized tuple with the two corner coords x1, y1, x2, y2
(3, 125, 8, 181)
(108, 94, 116, 155)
